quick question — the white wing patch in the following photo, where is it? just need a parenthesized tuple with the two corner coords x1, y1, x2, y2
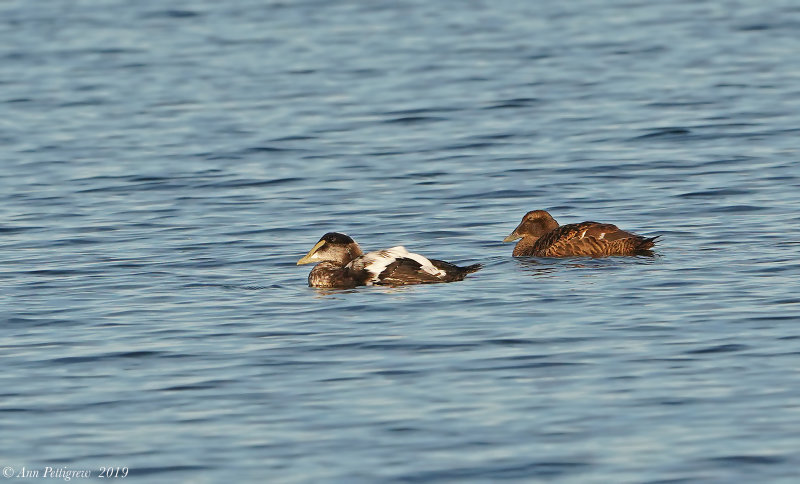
(350, 246, 445, 284)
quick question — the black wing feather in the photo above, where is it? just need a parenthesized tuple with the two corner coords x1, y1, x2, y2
(376, 258, 444, 285)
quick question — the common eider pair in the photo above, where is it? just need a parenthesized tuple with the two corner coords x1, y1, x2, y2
(298, 210, 658, 288)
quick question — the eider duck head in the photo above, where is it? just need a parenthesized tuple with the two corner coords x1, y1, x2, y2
(503, 210, 559, 242)
(297, 232, 364, 267)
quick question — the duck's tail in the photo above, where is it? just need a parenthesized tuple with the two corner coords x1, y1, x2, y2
(428, 260, 482, 282)
(450, 263, 482, 282)
(637, 235, 661, 251)
(460, 263, 483, 274)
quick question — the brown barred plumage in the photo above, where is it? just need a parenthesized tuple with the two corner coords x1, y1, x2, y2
(504, 211, 658, 257)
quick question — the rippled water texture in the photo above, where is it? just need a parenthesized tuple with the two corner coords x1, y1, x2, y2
(3, 0, 800, 482)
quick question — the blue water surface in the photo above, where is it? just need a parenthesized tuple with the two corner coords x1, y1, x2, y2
(2, 0, 800, 482)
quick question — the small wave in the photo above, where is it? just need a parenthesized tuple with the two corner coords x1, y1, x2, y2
(706, 455, 786, 465)
(49, 351, 167, 365)
(631, 127, 692, 140)
(483, 97, 541, 109)
(685, 344, 749, 355)
(196, 177, 302, 188)
(382, 116, 446, 124)
(142, 9, 202, 19)
(708, 205, 767, 213)
(677, 188, 751, 199)
(241, 146, 300, 153)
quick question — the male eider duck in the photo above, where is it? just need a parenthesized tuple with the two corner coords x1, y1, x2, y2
(297, 232, 482, 288)
(503, 210, 659, 257)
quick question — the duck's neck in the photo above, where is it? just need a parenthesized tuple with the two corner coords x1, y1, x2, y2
(308, 262, 349, 287)
(513, 236, 539, 256)
(345, 243, 363, 263)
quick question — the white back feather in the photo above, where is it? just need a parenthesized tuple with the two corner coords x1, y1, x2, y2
(349, 246, 445, 284)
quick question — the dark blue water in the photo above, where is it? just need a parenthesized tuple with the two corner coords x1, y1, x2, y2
(3, 0, 800, 482)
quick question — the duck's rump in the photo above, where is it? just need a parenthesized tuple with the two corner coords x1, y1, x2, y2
(374, 257, 481, 286)
(535, 222, 657, 257)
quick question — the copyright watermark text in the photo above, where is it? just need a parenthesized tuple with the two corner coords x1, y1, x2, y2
(2, 466, 128, 481)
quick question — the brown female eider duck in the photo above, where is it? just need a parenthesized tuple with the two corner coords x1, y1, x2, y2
(503, 210, 659, 257)
(297, 232, 482, 288)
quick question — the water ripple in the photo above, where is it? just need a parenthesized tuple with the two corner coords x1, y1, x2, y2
(4, 0, 800, 481)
